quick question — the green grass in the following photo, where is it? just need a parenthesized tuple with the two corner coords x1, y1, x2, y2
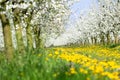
(0, 48, 72, 80)
(0, 45, 120, 80)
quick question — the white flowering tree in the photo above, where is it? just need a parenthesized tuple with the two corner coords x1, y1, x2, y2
(98, 0, 120, 44)
(82, 0, 120, 44)
(67, 0, 120, 45)
(0, 0, 79, 60)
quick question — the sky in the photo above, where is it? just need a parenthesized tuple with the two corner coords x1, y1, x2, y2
(69, 0, 97, 24)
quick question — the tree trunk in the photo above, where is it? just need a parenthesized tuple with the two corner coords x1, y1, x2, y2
(15, 24, 25, 53)
(100, 35, 105, 45)
(26, 25, 33, 50)
(91, 37, 94, 44)
(94, 37, 97, 44)
(0, 14, 13, 60)
(114, 35, 118, 44)
(106, 31, 110, 45)
(113, 32, 118, 44)
(13, 7, 25, 52)
(34, 27, 41, 48)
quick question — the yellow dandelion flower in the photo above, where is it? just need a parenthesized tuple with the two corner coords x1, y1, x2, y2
(55, 51, 59, 55)
(70, 67, 77, 74)
(107, 73, 119, 80)
(89, 66, 95, 71)
(79, 68, 88, 74)
(86, 77, 90, 80)
(94, 66, 104, 74)
(48, 53, 52, 57)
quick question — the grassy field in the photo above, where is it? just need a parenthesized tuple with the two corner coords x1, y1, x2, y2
(0, 45, 120, 80)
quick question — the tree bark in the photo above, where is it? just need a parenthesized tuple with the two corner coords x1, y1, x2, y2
(0, 14, 13, 60)
(114, 35, 118, 44)
(106, 31, 110, 45)
(33, 27, 41, 48)
(15, 24, 25, 53)
(94, 37, 97, 44)
(113, 32, 119, 44)
(91, 37, 94, 44)
(100, 34, 105, 45)
(26, 25, 33, 50)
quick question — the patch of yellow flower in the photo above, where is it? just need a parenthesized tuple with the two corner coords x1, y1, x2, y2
(51, 46, 120, 80)
(70, 67, 77, 74)
(65, 67, 77, 76)
(79, 68, 88, 74)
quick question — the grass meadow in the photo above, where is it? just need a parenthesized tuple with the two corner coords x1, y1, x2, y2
(0, 45, 120, 80)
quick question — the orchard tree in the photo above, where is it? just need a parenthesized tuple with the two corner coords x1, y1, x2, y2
(0, 0, 80, 60)
(0, 0, 14, 60)
(73, 0, 120, 45)
(97, 0, 120, 44)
